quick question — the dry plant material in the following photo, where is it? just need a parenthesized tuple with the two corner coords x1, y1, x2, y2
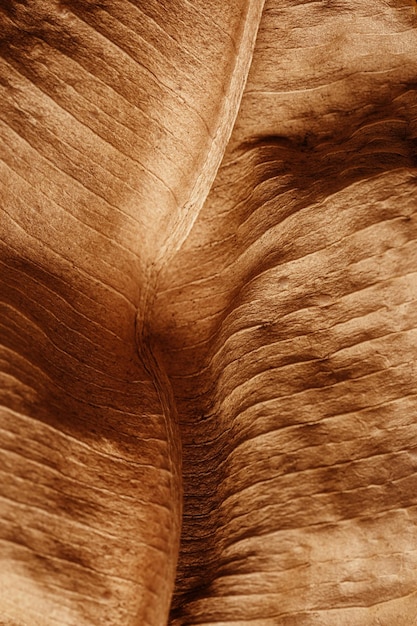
(1, 1, 417, 625)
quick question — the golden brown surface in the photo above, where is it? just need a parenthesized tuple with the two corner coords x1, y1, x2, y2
(1, 1, 417, 624)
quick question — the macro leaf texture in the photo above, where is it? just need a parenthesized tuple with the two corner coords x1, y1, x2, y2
(1, 1, 417, 625)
